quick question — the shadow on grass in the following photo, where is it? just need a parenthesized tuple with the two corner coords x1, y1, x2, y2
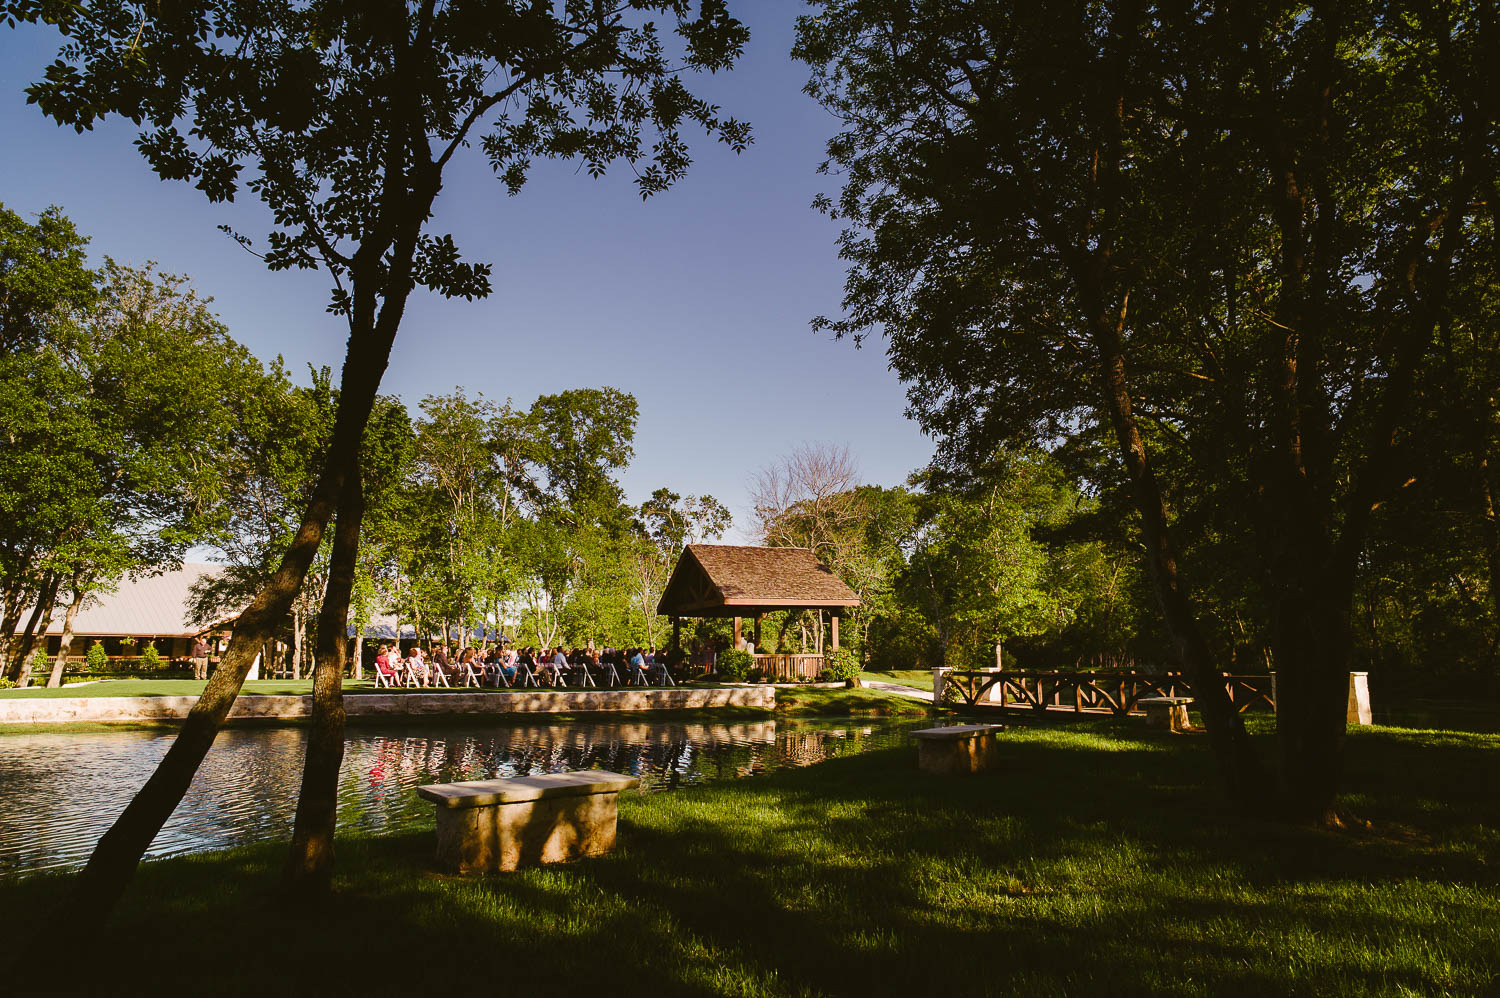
(8, 723, 1498, 997)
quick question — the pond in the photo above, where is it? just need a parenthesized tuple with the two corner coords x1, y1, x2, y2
(0, 716, 924, 878)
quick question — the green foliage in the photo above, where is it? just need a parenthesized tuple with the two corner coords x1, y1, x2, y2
(1, 235, 266, 684)
(716, 648, 754, 682)
(84, 642, 108, 672)
(10, 1, 750, 315)
(0, 202, 96, 353)
(822, 647, 861, 683)
(0, 677, 15, 689)
(793, 0, 1500, 744)
(139, 642, 161, 670)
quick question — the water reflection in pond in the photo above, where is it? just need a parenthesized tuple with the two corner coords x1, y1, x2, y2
(0, 717, 921, 877)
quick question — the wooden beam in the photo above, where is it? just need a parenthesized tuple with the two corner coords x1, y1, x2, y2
(831, 615, 839, 651)
(754, 613, 762, 649)
(733, 616, 742, 648)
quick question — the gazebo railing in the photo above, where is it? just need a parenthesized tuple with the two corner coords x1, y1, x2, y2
(753, 653, 824, 682)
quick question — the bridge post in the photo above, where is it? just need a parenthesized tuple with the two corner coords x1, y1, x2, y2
(931, 667, 951, 707)
(1347, 672, 1372, 725)
(977, 668, 1005, 705)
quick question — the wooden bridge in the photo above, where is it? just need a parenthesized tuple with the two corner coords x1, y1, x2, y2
(938, 669, 1276, 716)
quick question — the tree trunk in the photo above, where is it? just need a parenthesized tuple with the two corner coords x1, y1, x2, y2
(1480, 447, 1500, 680)
(18, 585, 60, 687)
(8, 571, 59, 683)
(0, 587, 20, 667)
(1090, 297, 1268, 811)
(284, 459, 364, 896)
(353, 631, 365, 680)
(56, 290, 405, 924)
(292, 607, 303, 680)
(47, 588, 87, 688)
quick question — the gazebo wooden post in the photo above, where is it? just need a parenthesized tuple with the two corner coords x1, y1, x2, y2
(733, 616, 742, 648)
(672, 616, 681, 658)
(754, 614, 762, 650)
(831, 615, 839, 651)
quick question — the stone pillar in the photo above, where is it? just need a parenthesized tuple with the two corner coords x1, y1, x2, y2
(931, 667, 951, 706)
(1347, 671, 1372, 726)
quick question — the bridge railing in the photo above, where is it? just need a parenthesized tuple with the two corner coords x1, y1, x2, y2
(938, 669, 1277, 715)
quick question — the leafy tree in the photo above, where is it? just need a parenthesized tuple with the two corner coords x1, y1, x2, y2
(899, 463, 1051, 669)
(9, 0, 750, 906)
(0, 202, 97, 671)
(0, 202, 95, 353)
(796, 0, 1495, 822)
(632, 488, 731, 648)
(3, 254, 261, 686)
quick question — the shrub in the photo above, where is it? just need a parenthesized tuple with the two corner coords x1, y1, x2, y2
(0, 677, 16, 690)
(716, 648, 753, 681)
(824, 647, 861, 683)
(139, 642, 162, 670)
(85, 642, 109, 672)
(746, 666, 765, 683)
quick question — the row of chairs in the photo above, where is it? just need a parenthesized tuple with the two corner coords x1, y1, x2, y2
(373, 657, 677, 690)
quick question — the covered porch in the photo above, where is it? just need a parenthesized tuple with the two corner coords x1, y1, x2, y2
(656, 544, 860, 682)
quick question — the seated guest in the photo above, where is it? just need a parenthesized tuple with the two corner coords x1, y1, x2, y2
(374, 644, 397, 680)
(551, 646, 569, 685)
(456, 646, 478, 682)
(500, 645, 519, 685)
(406, 646, 428, 686)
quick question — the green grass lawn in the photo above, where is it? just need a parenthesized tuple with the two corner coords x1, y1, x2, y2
(860, 669, 936, 692)
(6, 720, 1496, 996)
(775, 685, 931, 717)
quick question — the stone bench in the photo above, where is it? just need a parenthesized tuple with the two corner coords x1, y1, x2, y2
(1139, 696, 1193, 732)
(416, 770, 638, 874)
(912, 724, 1004, 775)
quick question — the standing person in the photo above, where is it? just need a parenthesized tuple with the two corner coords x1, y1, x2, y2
(190, 636, 211, 681)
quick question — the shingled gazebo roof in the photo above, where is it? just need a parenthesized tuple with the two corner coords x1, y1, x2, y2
(656, 544, 860, 618)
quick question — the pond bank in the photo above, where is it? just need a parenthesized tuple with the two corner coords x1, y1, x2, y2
(6, 721, 1496, 995)
(0, 685, 775, 726)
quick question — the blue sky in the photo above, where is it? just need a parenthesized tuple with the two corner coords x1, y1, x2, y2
(0, 2, 933, 541)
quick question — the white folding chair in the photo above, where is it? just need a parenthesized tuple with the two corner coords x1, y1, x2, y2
(430, 661, 451, 688)
(574, 661, 597, 688)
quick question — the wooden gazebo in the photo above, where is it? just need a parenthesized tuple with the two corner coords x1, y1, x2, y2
(657, 544, 860, 681)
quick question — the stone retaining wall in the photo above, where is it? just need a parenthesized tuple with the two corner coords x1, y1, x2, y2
(0, 686, 776, 726)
